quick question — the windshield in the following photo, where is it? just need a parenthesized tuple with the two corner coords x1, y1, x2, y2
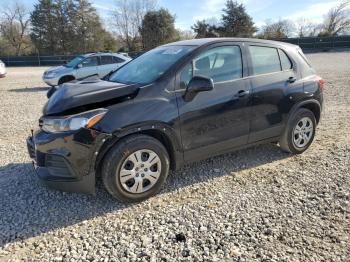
(109, 45, 195, 85)
(65, 56, 85, 68)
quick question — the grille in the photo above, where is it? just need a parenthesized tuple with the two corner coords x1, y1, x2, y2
(46, 155, 75, 178)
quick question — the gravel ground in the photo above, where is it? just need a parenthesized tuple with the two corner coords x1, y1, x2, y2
(0, 53, 349, 261)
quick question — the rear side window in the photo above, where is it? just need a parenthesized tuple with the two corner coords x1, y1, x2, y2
(278, 49, 292, 70)
(100, 56, 114, 65)
(113, 56, 125, 63)
(249, 46, 281, 75)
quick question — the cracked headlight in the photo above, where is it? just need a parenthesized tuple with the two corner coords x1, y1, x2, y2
(41, 109, 107, 133)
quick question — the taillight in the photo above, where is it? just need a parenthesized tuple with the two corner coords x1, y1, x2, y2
(319, 78, 325, 91)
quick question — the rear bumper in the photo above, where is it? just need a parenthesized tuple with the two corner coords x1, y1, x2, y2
(27, 129, 111, 194)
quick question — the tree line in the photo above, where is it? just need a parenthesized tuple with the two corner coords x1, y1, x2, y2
(0, 0, 349, 56)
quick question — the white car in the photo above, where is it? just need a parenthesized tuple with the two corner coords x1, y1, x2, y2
(42, 53, 132, 86)
(0, 60, 6, 77)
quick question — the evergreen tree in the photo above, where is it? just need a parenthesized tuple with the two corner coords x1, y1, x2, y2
(30, 0, 117, 55)
(191, 20, 218, 38)
(30, 0, 58, 54)
(140, 8, 177, 50)
(219, 0, 256, 37)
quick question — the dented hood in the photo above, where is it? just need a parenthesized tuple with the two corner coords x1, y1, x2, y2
(43, 78, 139, 115)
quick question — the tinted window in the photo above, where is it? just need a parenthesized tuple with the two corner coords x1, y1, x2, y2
(81, 57, 98, 67)
(113, 56, 125, 63)
(249, 46, 281, 75)
(278, 49, 292, 70)
(100, 56, 114, 65)
(109, 46, 194, 85)
(180, 46, 242, 87)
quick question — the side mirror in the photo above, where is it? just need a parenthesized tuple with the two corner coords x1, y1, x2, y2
(76, 63, 83, 69)
(183, 76, 214, 102)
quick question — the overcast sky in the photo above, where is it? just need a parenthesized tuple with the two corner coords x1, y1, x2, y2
(3, 0, 338, 30)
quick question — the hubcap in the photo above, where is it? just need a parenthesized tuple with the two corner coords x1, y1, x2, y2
(293, 117, 313, 148)
(118, 149, 161, 194)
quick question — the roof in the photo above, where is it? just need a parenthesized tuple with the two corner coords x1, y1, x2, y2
(164, 38, 297, 48)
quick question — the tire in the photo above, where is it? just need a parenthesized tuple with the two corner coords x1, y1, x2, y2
(279, 108, 316, 154)
(101, 135, 170, 202)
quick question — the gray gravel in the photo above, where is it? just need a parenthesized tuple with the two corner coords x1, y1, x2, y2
(0, 53, 349, 261)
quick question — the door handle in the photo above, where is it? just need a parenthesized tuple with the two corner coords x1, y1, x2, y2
(288, 76, 297, 83)
(236, 90, 250, 98)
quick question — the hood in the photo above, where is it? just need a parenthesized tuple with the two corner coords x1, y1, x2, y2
(44, 65, 72, 75)
(43, 78, 139, 115)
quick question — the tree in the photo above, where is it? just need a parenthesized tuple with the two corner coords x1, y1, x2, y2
(258, 19, 295, 39)
(0, 1, 32, 55)
(30, 0, 117, 55)
(111, 0, 157, 51)
(177, 29, 195, 40)
(192, 20, 218, 38)
(295, 18, 319, 37)
(71, 0, 111, 53)
(140, 8, 177, 50)
(219, 0, 256, 37)
(319, 0, 350, 36)
(30, 0, 59, 54)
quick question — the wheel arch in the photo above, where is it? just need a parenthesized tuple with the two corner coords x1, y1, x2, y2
(58, 75, 75, 85)
(288, 99, 321, 124)
(95, 124, 183, 176)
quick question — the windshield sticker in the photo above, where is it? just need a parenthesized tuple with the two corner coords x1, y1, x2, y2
(162, 47, 183, 55)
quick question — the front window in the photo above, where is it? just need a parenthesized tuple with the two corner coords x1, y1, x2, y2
(180, 46, 243, 88)
(65, 56, 85, 68)
(80, 57, 98, 67)
(109, 45, 195, 85)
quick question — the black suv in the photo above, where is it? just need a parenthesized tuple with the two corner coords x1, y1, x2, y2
(27, 38, 324, 202)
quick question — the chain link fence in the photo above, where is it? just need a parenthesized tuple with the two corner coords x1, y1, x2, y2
(1, 36, 350, 66)
(272, 35, 350, 50)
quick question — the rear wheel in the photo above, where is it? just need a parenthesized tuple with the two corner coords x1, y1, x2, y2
(101, 135, 170, 202)
(279, 108, 316, 154)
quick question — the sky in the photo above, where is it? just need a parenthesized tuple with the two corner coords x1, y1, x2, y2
(2, 0, 339, 30)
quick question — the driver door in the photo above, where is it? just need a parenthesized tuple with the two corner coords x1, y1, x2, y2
(175, 44, 251, 162)
(75, 56, 99, 79)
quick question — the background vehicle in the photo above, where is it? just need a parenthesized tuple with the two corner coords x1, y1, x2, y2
(42, 52, 131, 86)
(0, 60, 6, 77)
(27, 38, 324, 202)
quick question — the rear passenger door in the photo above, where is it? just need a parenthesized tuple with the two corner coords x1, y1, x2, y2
(176, 43, 251, 162)
(247, 44, 300, 142)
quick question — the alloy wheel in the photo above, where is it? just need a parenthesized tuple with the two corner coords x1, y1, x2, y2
(292, 117, 314, 148)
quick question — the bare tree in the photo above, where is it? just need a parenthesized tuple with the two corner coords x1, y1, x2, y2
(178, 29, 195, 40)
(0, 1, 31, 55)
(258, 19, 295, 39)
(295, 18, 321, 37)
(320, 0, 350, 36)
(111, 0, 157, 51)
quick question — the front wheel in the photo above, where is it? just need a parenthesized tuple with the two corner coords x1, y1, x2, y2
(101, 135, 170, 202)
(279, 108, 316, 154)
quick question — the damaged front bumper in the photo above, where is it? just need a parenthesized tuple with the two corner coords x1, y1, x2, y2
(27, 128, 111, 194)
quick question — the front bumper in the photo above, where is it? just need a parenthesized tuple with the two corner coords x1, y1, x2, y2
(42, 76, 60, 86)
(27, 128, 110, 194)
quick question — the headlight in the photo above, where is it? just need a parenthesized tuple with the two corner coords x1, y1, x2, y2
(45, 71, 57, 78)
(41, 109, 107, 133)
